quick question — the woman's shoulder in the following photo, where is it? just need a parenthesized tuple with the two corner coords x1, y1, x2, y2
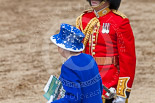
(71, 53, 93, 62)
(63, 53, 95, 70)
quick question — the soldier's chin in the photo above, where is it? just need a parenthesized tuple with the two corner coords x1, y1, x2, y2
(91, 3, 99, 6)
(91, 1, 100, 6)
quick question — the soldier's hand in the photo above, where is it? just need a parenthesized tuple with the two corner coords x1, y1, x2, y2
(112, 96, 126, 103)
(105, 87, 116, 99)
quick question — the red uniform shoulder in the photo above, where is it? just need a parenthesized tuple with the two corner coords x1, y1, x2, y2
(106, 10, 129, 27)
(82, 10, 96, 20)
(76, 9, 96, 31)
(80, 10, 97, 31)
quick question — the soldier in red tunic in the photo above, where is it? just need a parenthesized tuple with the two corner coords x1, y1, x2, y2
(76, 0, 136, 103)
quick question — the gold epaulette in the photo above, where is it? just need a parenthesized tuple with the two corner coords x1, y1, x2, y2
(83, 9, 93, 14)
(112, 10, 127, 19)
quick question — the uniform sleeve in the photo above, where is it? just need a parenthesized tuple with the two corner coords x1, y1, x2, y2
(116, 18, 136, 98)
(52, 64, 82, 103)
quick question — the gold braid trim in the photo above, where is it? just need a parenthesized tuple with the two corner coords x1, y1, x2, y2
(76, 13, 84, 32)
(83, 17, 100, 53)
(76, 16, 80, 29)
(95, 22, 100, 44)
(76, 14, 100, 53)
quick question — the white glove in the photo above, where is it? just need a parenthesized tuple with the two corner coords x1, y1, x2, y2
(105, 87, 116, 99)
(112, 96, 126, 103)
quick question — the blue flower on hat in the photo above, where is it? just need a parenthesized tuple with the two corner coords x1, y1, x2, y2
(50, 23, 85, 52)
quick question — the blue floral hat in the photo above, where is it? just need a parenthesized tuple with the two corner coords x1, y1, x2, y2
(50, 23, 85, 52)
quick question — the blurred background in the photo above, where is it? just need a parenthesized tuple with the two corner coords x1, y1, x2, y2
(0, 0, 154, 103)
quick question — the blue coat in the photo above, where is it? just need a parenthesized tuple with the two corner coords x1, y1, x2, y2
(52, 53, 103, 103)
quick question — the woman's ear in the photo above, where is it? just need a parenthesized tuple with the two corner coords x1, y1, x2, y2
(58, 47, 63, 54)
(58, 47, 66, 58)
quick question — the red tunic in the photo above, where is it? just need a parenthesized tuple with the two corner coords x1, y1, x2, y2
(76, 8, 136, 98)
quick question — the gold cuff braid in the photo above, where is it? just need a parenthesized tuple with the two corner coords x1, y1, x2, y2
(116, 77, 131, 98)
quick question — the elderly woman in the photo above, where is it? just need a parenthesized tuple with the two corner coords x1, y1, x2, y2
(50, 23, 103, 103)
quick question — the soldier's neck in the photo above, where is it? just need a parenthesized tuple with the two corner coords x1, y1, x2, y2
(93, 2, 109, 12)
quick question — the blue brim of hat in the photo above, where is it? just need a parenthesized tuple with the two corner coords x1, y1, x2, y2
(50, 34, 85, 52)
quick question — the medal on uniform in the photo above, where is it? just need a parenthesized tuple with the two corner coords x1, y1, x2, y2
(102, 23, 110, 34)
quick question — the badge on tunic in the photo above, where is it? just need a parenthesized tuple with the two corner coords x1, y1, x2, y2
(102, 23, 110, 34)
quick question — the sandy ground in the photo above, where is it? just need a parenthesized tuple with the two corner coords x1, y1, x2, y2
(0, 0, 155, 103)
